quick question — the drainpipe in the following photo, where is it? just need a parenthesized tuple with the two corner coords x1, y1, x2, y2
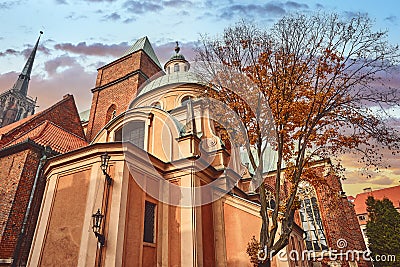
(12, 147, 50, 267)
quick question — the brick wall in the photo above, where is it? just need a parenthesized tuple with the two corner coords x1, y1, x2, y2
(86, 50, 161, 141)
(0, 146, 41, 261)
(311, 167, 371, 267)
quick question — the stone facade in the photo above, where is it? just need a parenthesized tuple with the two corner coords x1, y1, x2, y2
(0, 90, 36, 128)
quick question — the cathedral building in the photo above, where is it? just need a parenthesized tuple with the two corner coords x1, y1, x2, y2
(0, 32, 42, 128)
(0, 36, 368, 267)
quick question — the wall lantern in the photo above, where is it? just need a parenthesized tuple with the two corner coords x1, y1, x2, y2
(100, 152, 112, 185)
(100, 152, 110, 174)
(92, 209, 105, 246)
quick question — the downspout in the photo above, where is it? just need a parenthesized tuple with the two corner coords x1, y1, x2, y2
(12, 147, 50, 267)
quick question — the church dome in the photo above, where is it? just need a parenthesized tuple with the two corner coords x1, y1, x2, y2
(136, 41, 204, 98)
(137, 71, 203, 97)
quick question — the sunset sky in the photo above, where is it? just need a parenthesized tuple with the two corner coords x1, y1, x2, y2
(0, 0, 399, 196)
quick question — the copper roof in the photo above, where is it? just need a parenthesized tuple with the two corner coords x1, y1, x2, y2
(353, 185, 400, 215)
(3, 120, 88, 153)
(122, 36, 161, 68)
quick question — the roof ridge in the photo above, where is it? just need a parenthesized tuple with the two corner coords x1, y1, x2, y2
(2, 120, 48, 148)
(1, 94, 74, 136)
(34, 120, 50, 140)
(355, 184, 400, 197)
(45, 120, 88, 141)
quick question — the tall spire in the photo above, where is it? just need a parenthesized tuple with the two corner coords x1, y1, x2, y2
(12, 31, 43, 96)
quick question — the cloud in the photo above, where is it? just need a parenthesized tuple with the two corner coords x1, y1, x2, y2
(218, 1, 309, 20)
(178, 10, 190, 16)
(369, 176, 395, 185)
(65, 12, 88, 20)
(0, 0, 21, 9)
(44, 55, 78, 75)
(123, 17, 136, 23)
(343, 11, 368, 19)
(123, 1, 163, 14)
(83, 0, 118, 2)
(284, 1, 308, 9)
(122, 0, 195, 14)
(0, 57, 94, 112)
(0, 72, 18, 92)
(384, 15, 398, 24)
(57, 0, 117, 3)
(153, 41, 198, 64)
(0, 49, 19, 57)
(220, 3, 285, 20)
(20, 45, 51, 59)
(54, 42, 129, 57)
(31, 73, 95, 113)
(163, 0, 193, 8)
(102, 12, 121, 21)
(0, 44, 51, 59)
(342, 169, 396, 186)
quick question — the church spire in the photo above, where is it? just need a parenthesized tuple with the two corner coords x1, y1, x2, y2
(12, 31, 43, 96)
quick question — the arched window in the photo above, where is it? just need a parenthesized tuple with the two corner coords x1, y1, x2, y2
(297, 181, 328, 251)
(114, 121, 145, 149)
(106, 104, 117, 123)
(174, 63, 179, 72)
(181, 95, 192, 106)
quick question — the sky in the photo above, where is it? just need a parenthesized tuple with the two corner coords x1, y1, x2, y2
(0, 0, 399, 196)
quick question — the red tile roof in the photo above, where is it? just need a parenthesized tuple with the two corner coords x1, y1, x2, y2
(3, 120, 88, 153)
(0, 112, 42, 136)
(353, 185, 400, 215)
(0, 94, 85, 147)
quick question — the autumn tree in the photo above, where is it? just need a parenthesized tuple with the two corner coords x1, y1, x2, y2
(366, 196, 400, 266)
(194, 13, 400, 266)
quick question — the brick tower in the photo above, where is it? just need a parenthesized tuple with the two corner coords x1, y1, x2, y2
(85, 37, 162, 141)
(0, 32, 42, 128)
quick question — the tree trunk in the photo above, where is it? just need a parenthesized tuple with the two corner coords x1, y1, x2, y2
(258, 259, 271, 267)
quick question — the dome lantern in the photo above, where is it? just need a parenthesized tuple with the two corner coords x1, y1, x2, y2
(164, 41, 190, 74)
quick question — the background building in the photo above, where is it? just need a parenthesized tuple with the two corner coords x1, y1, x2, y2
(351, 185, 400, 247)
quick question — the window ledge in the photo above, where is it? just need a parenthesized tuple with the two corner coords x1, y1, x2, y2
(143, 242, 156, 248)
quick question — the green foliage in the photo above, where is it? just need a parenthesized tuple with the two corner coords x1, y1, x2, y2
(366, 196, 400, 266)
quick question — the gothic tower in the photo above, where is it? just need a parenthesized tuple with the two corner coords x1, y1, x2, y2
(0, 31, 42, 128)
